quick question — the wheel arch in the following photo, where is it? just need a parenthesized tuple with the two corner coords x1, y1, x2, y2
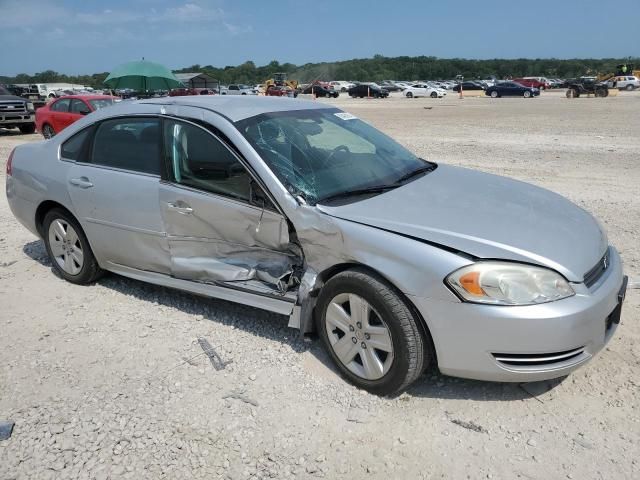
(305, 261, 438, 367)
(36, 200, 70, 237)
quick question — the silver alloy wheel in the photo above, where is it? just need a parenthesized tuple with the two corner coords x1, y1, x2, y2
(524, 90, 531, 98)
(325, 293, 394, 380)
(491, 90, 498, 98)
(43, 125, 55, 139)
(48, 219, 84, 275)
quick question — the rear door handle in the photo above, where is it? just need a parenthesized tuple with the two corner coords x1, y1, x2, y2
(69, 177, 93, 189)
(166, 202, 193, 215)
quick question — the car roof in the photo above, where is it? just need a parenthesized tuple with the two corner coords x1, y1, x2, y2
(138, 95, 329, 122)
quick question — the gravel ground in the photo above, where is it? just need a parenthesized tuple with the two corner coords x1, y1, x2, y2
(1, 90, 639, 480)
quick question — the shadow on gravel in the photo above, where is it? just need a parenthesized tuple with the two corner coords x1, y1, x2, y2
(0, 128, 27, 137)
(406, 372, 567, 402)
(23, 239, 311, 353)
(22, 239, 567, 401)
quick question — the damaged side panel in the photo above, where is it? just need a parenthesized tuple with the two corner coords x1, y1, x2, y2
(159, 182, 300, 293)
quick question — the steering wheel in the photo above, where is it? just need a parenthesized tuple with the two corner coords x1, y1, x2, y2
(321, 145, 350, 169)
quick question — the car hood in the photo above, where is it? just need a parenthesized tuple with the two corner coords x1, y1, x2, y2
(317, 164, 607, 282)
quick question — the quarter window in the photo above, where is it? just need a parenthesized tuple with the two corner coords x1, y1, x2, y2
(51, 99, 70, 112)
(91, 118, 161, 175)
(163, 120, 252, 202)
(61, 127, 92, 161)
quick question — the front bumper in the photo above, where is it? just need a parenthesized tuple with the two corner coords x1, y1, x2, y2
(409, 247, 625, 382)
(0, 113, 35, 125)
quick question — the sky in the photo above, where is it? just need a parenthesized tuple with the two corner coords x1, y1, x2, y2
(1, 0, 638, 76)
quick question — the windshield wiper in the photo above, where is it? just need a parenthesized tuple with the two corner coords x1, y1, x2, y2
(393, 162, 437, 185)
(316, 185, 398, 205)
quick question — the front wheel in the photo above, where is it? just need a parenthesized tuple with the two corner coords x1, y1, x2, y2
(430, 91, 438, 98)
(625, 84, 635, 91)
(43, 209, 103, 284)
(523, 90, 532, 98)
(316, 269, 429, 395)
(19, 124, 36, 134)
(406, 91, 413, 98)
(490, 90, 499, 98)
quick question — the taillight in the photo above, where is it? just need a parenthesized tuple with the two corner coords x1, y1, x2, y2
(6, 148, 15, 176)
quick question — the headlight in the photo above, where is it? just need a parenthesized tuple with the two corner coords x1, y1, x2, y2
(446, 262, 574, 305)
(26, 102, 35, 111)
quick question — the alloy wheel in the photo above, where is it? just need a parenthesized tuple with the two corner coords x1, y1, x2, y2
(48, 219, 84, 275)
(324, 293, 394, 380)
(43, 125, 55, 139)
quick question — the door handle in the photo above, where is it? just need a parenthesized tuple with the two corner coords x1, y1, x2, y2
(69, 177, 93, 189)
(166, 202, 193, 215)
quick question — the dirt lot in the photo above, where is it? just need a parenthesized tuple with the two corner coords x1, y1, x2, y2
(1, 91, 639, 480)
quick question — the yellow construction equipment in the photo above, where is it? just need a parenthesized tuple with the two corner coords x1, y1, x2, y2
(264, 73, 298, 92)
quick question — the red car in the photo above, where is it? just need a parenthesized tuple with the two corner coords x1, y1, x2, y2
(265, 85, 296, 97)
(512, 78, 547, 90)
(36, 95, 118, 138)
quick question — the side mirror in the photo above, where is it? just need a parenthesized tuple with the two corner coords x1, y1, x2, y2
(79, 108, 91, 115)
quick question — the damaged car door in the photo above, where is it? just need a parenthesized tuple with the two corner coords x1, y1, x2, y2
(159, 118, 298, 296)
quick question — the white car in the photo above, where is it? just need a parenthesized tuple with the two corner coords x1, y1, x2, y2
(403, 83, 447, 98)
(329, 81, 356, 92)
(607, 76, 640, 91)
(221, 84, 258, 95)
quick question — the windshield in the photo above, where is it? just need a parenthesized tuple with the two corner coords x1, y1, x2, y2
(89, 98, 115, 110)
(236, 108, 431, 204)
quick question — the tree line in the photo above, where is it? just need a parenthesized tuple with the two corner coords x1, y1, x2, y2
(2, 56, 637, 89)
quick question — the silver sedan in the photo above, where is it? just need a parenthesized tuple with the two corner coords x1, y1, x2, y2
(6, 96, 627, 395)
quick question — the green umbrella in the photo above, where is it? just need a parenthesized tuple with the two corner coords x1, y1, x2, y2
(104, 59, 183, 91)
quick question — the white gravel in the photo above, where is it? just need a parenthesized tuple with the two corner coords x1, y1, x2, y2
(1, 90, 639, 479)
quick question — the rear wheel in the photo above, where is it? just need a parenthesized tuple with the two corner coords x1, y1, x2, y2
(316, 269, 429, 395)
(43, 209, 103, 285)
(19, 124, 36, 134)
(42, 124, 55, 139)
(566, 88, 579, 98)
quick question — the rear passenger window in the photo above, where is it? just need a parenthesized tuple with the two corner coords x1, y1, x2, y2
(61, 127, 92, 161)
(163, 119, 252, 202)
(91, 118, 161, 175)
(51, 99, 70, 112)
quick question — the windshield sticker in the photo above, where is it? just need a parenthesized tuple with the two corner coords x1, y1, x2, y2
(334, 112, 357, 120)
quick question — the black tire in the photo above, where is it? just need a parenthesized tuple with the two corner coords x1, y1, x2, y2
(523, 90, 532, 98)
(625, 84, 634, 91)
(316, 269, 429, 396)
(43, 208, 103, 285)
(490, 90, 499, 98)
(42, 124, 55, 139)
(19, 124, 36, 134)
(406, 91, 413, 98)
(566, 88, 579, 98)
(341, 87, 347, 92)
(430, 91, 438, 98)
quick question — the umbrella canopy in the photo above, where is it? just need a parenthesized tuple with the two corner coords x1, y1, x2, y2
(104, 60, 183, 91)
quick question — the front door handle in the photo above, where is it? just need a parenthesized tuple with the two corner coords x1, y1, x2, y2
(69, 177, 93, 189)
(166, 202, 193, 215)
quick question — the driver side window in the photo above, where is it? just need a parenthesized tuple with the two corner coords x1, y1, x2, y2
(163, 120, 252, 203)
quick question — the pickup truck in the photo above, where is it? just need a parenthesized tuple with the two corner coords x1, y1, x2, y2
(220, 84, 258, 95)
(0, 85, 36, 134)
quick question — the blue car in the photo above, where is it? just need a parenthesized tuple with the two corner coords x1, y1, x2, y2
(486, 81, 540, 98)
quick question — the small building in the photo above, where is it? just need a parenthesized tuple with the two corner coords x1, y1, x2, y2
(174, 72, 219, 90)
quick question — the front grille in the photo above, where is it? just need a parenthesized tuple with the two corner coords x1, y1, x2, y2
(0, 102, 27, 113)
(492, 347, 586, 368)
(584, 248, 610, 288)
